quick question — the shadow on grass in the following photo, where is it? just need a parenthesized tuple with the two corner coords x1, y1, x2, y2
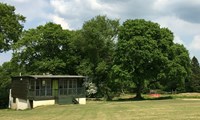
(111, 96, 173, 102)
(145, 96, 173, 100)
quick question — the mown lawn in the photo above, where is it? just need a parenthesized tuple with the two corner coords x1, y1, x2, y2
(0, 99, 200, 120)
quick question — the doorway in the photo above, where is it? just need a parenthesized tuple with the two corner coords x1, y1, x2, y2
(52, 80, 58, 103)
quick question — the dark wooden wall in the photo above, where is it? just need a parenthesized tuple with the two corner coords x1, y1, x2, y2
(11, 77, 29, 100)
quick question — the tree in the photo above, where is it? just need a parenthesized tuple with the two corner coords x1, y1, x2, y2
(162, 44, 191, 92)
(13, 22, 77, 74)
(114, 19, 190, 99)
(75, 15, 119, 99)
(0, 2, 25, 52)
(191, 56, 200, 74)
(0, 60, 25, 108)
(188, 56, 200, 92)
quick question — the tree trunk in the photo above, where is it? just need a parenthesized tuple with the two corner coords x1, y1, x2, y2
(134, 82, 143, 100)
(135, 90, 142, 99)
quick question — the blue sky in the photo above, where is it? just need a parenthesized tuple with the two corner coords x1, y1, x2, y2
(0, 0, 200, 65)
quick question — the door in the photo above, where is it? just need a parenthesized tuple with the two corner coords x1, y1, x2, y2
(52, 80, 58, 103)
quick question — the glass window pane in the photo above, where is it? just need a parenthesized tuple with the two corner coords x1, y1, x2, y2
(69, 80, 72, 88)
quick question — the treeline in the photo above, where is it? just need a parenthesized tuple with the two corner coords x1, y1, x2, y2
(1, 3, 200, 107)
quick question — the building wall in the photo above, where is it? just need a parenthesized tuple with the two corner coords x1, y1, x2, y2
(9, 98, 30, 110)
(9, 89, 55, 109)
(75, 98, 86, 104)
(9, 89, 30, 110)
(11, 77, 29, 99)
(8, 89, 13, 109)
(10, 75, 87, 109)
(17, 98, 30, 110)
(33, 100, 55, 108)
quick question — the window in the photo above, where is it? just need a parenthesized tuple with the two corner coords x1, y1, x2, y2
(59, 79, 68, 95)
(35, 79, 52, 96)
(36, 80, 40, 96)
(59, 79, 77, 95)
(77, 79, 83, 88)
(29, 79, 35, 90)
(46, 80, 51, 96)
(42, 80, 46, 86)
(69, 79, 72, 88)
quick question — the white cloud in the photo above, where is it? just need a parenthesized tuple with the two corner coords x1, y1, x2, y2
(49, 14, 70, 29)
(50, 0, 67, 15)
(152, 0, 200, 24)
(1, 0, 49, 20)
(154, 16, 200, 37)
(153, 0, 171, 11)
(189, 35, 200, 50)
(155, 16, 200, 60)
(50, 0, 120, 18)
(174, 35, 185, 45)
(12, 0, 30, 3)
(49, 0, 121, 29)
(89, 0, 102, 10)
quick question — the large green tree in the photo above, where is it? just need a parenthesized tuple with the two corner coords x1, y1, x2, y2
(114, 19, 190, 99)
(13, 22, 77, 74)
(0, 2, 25, 52)
(75, 15, 119, 99)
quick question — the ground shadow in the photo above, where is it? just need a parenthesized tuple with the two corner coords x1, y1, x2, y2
(111, 96, 173, 102)
(145, 96, 173, 100)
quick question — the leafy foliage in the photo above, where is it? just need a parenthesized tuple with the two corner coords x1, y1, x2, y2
(13, 23, 77, 74)
(0, 2, 25, 52)
(114, 19, 191, 99)
(162, 44, 191, 92)
(187, 56, 200, 92)
(75, 15, 119, 99)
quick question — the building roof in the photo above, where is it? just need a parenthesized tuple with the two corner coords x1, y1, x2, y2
(12, 75, 86, 79)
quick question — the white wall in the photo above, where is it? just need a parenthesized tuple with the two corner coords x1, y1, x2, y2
(8, 89, 12, 109)
(75, 98, 86, 104)
(9, 89, 29, 110)
(17, 98, 30, 110)
(33, 100, 55, 108)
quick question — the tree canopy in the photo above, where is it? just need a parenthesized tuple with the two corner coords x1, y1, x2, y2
(75, 15, 119, 98)
(188, 56, 200, 92)
(162, 44, 191, 92)
(0, 2, 25, 52)
(13, 22, 76, 74)
(114, 19, 191, 99)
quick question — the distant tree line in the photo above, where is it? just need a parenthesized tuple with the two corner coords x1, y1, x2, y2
(1, 2, 200, 107)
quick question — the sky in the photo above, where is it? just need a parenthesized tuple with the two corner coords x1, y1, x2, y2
(0, 0, 200, 65)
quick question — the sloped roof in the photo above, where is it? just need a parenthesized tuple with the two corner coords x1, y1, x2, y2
(12, 75, 86, 79)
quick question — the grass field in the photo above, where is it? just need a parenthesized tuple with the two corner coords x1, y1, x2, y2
(1, 98, 200, 120)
